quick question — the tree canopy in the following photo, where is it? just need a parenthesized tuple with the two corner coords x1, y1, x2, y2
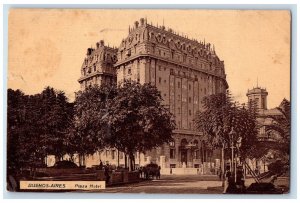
(71, 85, 117, 158)
(194, 92, 258, 159)
(72, 81, 175, 169)
(104, 81, 176, 170)
(7, 87, 74, 171)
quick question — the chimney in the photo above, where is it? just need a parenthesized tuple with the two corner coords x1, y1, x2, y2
(134, 21, 139, 28)
(87, 48, 92, 56)
(96, 42, 100, 49)
(140, 18, 145, 26)
(100, 40, 104, 46)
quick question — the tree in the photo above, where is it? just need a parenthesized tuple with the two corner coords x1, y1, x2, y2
(194, 92, 258, 176)
(37, 87, 74, 160)
(104, 81, 176, 171)
(72, 85, 117, 166)
(264, 99, 290, 173)
(265, 98, 290, 155)
(7, 87, 74, 172)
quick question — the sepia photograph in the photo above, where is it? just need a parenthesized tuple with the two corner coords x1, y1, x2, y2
(6, 8, 291, 195)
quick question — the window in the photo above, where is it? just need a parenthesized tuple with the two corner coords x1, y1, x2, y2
(94, 65, 96, 72)
(255, 98, 259, 108)
(189, 110, 192, 116)
(159, 50, 161, 55)
(183, 53, 187, 62)
(164, 79, 167, 83)
(164, 67, 166, 71)
(194, 150, 200, 159)
(262, 98, 265, 109)
(111, 150, 115, 159)
(171, 51, 174, 59)
(128, 68, 131, 74)
(204, 88, 206, 94)
(169, 140, 175, 147)
(120, 51, 123, 60)
(170, 69, 174, 75)
(189, 84, 191, 90)
(83, 68, 86, 76)
(159, 77, 162, 84)
(158, 66, 161, 71)
(178, 82, 181, 88)
(189, 97, 192, 103)
(178, 107, 181, 114)
(126, 49, 131, 56)
(170, 149, 176, 159)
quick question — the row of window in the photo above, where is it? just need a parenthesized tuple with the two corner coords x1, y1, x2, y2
(176, 108, 194, 116)
(175, 121, 194, 130)
(83, 65, 114, 76)
(156, 47, 217, 69)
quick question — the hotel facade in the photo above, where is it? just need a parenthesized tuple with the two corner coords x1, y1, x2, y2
(75, 18, 228, 174)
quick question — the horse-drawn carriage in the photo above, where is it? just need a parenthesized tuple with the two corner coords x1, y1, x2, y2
(141, 163, 161, 180)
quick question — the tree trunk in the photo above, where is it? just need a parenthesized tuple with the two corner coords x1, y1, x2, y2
(221, 143, 225, 186)
(125, 154, 127, 169)
(129, 152, 134, 171)
(117, 150, 120, 167)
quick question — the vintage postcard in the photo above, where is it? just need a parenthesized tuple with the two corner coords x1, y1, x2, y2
(7, 9, 291, 194)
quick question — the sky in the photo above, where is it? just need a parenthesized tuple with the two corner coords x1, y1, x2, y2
(8, 9, 290, 109)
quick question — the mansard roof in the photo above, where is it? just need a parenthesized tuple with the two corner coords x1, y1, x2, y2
(118, 18, 224, 66)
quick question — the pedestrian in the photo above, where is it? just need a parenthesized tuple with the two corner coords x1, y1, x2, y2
(99, 160, 103, 170)
(139, 167, 143, 178)
(219, 168, 222, 181)
(223, 166, 231, 193)
(157, 166, 161, 179)
(104, 163, 110, 184)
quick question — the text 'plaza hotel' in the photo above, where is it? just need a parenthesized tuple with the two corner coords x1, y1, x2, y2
(77, 18, 228, 174)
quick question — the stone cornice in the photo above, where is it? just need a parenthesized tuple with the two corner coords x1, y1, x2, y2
(78, 71, 116, 82)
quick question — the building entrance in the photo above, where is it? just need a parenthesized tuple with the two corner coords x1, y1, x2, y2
(181, 149, 187, 166)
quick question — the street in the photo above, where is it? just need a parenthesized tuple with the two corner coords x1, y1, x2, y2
(99, 175, 223, 194)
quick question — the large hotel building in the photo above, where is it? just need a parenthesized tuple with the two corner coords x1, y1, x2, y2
(77, 18, 228, 174)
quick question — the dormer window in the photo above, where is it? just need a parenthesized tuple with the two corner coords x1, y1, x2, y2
(126, 49, 131, 56)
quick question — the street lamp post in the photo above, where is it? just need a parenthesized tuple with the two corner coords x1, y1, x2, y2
(235, 137, 242, 183)
(229, 129, 235, 173)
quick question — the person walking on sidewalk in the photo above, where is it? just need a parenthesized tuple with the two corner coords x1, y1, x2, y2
(223, 166, 231, 193)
